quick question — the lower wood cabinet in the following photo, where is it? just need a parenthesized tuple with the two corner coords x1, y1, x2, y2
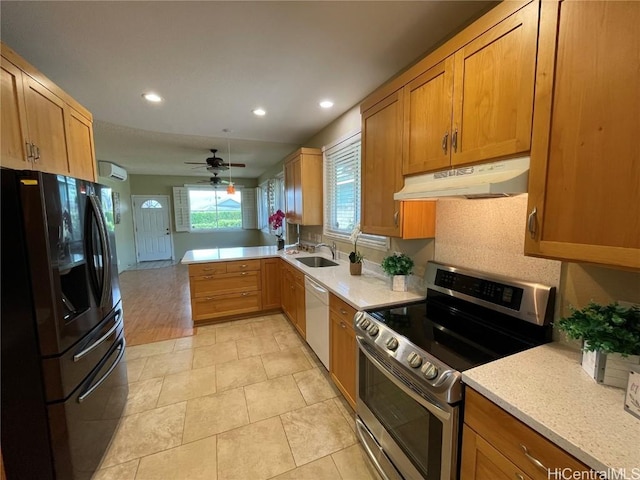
(260, 258, 281, 311)
(280, 260, 305, 338)
(188, 259, 263, 325)
(461, 388, 590, 480)
(329, 293, 357, 409)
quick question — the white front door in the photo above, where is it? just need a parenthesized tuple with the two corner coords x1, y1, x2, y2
(133, 195, 173, 261)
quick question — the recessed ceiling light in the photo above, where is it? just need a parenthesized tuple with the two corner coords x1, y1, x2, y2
(142, 92, 163, 103)
(319, 100, 334, 109)
(253, 108, 266, 117)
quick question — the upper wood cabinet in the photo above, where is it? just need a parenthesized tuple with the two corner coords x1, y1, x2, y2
(524, 0, 640, 269)
(361, 90, 404, 237)
(1, 58, 29, 170)
(402, 1, 539, 175)
(283, 147, 323, 226)
(0, 42, 96, 182)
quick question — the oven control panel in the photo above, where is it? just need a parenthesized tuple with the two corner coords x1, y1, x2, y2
(354, 311, 462, 404)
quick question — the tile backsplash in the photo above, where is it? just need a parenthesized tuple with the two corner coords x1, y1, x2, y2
(434, 195, 561, 288)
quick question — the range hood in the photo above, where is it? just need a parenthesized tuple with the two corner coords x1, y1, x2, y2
(394, 157, 530, 200)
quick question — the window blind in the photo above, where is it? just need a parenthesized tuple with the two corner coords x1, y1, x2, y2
(172, 187, 190, 232)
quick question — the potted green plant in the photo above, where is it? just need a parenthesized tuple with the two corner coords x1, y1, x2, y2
(381, 252, 414, 292)
(348, 224, 364, 275)
(556, 301, 640, 388)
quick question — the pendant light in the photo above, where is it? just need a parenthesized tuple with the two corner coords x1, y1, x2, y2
(224, 129, 235, 194)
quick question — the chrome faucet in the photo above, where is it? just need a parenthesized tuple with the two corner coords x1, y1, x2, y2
(314, 242, 336, 260)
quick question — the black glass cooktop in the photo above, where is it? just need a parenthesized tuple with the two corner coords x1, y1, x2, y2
(367, 291, 551, 372)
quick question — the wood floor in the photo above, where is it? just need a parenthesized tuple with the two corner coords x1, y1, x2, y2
(120, 264, 195, 346)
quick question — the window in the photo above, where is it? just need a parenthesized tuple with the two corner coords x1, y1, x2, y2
(172, 186, 257, 232)
(323, 132, 388, 249)
(258, 173, 285, 238)
(141, 199, 162, 209)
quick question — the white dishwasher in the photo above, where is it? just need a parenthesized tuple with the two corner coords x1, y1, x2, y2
(304, 276, 330, 369)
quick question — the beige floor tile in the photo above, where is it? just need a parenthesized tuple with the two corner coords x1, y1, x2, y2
(125, 339, 176, 360)
(93, 459, 139, 480)
(192, 341, 238, 369)
(332, 444, 381, 480)
(101, 402, 186, 468)
(270, 456, 341, 480)
(301, 344, 326, 369)
(138, 349, 193, 380)
(136, 436, 217, 480)
(251, 316, 294, 336)
(104, 377, 163, 418)
(157, 365, 216, 407)
(261, 347, 313, 379)
(174, 330, 216, 351)
(183, 388, 249, 443)
(215, 323, 255, 343)
(216, 356, 268, 391)
(273, 331, 304, 350)
(280, 399, 357, 466)
(244, 375, 306, 422)
(236, 333, 281, 359)
(333, 396, 356, 432)
(293, 368, 340, 405)
(217, 417, 295, 480)
(125, 357, 147, 383)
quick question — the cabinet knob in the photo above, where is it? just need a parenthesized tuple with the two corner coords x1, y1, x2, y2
(527, 207, 537, 239)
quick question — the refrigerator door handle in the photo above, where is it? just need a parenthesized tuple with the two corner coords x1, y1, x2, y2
(78, 337, 125, 403)
(88, 195, 111, 309)
(73, 310, 122, 362)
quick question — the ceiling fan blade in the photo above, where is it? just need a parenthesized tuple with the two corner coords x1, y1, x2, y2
(226, 163, 246, 168)
(184, 162, 207, 165)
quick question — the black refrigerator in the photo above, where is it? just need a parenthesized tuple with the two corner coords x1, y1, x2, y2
(1, 169, 128, 480)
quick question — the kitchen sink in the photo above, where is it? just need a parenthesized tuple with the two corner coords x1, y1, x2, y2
(297, 256, 339, 268)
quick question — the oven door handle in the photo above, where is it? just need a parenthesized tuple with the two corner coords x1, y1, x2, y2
(356, 336, 452, 423)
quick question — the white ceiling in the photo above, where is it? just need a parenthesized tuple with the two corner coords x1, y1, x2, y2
(1, 1, 493, 179)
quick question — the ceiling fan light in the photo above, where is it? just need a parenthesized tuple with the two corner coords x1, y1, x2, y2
(226, 183, 236, 194)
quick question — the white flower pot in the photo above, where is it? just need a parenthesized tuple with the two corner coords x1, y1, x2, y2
(581, 349, 640, 389)
(392, 275, 407, 292)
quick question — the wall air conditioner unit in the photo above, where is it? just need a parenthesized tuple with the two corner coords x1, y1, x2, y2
(98, 162, 128, 181)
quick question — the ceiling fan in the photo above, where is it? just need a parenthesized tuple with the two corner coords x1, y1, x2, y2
(185, 149, 246, 171)
(197, 172, 244, 188)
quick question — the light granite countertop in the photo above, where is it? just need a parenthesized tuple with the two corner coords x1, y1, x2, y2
(462, 343, 640, 473)
(181, 246, 425, 310)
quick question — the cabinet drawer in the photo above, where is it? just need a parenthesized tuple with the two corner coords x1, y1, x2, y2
(192, 291, 261, 322)
(464, 388, 590, 480)
(192, 271, 260, 297)
(329, 293, 356, 328)
(189, 262, 227, 277)
(226, 259, 261, 273)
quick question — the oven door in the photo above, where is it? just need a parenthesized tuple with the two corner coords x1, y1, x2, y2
(356, 336, 459, 480)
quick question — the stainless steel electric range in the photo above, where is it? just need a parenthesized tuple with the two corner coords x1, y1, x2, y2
(354, 262, 555, 480)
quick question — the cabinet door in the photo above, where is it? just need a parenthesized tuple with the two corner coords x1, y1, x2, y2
(461, 425, 532, 480)
(284, 160, 297, 224)
(294, 279, 306, 338)
(1, 58, 30, 170)
(292, 158, 303, 224)
(451, 1, 538, 166)
(65, 107, 96, 182)
(361, 90, 404, 237)
(329, 312, 356, 408)
(525, 0, 640, 269)
(261, 258, 281, 310)
(23, 76, 69, 175)
(403, 57, 454, 175)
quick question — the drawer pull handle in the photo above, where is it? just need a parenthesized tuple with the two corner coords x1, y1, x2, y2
(240, 264, 247, 268)
(202, 268, 215, 272)
(520, 444, 547, 471)
(241, 272, 248, 276)
(205, 297, 214, 300)
(203, 275, 213, 279)
(241, 292, 249, 296)
(340, 308, 347, 315)
(515, 474, 524, 480)
(340, 322, 346, 329)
